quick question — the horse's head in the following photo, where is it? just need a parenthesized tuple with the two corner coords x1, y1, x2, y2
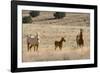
(24, 34, 31, 38)
(34, 32, 40, 41)
(80, 29, 83, 33)
(61, 37, 66, 42)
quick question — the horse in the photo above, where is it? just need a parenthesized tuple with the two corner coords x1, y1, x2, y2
(76, 29, 84, 47)
(26, 33, 40, 52)
(54, 37, 66, 50)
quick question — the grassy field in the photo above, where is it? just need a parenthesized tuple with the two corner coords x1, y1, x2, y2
(22, 11, 90, 62)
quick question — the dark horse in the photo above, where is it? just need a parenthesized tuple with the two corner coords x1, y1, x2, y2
(54, 37, 66, 50)
(76, 29, 84, 47)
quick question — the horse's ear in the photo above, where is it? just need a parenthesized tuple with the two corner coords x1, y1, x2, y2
(23, 34, 29, 38)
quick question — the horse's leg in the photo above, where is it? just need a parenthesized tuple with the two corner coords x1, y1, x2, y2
(29, 44, 33, 51)
(77, 42, 79, 48)
(27, 43, 30, 51)
(59, 46, 62, 50)
(82, 40, 84, 47)
(34, 46, 35, 51)
(76, 40, 79, 48)
(55, 46, 57, 50)
(36, 44, 38, 51)
(77, 39, 80, 48)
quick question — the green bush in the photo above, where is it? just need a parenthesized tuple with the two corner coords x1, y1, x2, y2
(22, 16, 32, 23)
(54, 12, 66, 19)
(29, 11, 40, 17)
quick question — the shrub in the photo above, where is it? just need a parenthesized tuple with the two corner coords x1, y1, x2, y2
(29, 11, 40, 17)
(54, 12, 66, 19)
(22, 16, 32, 23)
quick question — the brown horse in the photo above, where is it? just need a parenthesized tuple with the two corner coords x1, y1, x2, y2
(26, 33, 39, 52)
(76, 29, 84, 47)
(54, 37, 66, 50)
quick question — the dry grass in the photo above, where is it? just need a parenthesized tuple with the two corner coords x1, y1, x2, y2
(22, 11, 90, 62)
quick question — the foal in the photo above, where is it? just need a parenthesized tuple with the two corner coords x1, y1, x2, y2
(54, 37, 66, 50)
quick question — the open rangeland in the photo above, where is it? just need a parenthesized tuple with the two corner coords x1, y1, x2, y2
(22, 11, 90, 62)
